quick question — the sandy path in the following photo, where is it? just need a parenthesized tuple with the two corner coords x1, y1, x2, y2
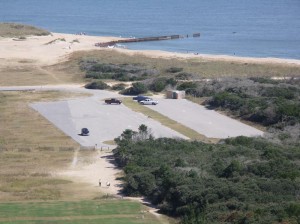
(59, 149, 123, 196)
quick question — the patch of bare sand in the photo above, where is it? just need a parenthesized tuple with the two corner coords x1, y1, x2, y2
(0, 33, 119, 66)
(58, 149, 123, 196)
(57, 148, 165, 219)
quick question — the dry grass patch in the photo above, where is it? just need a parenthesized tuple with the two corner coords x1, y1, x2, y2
(122, 98, 218, 143)
(0, 90, 100, 201)
(0, 59, 85, 86)
(0, 91, 88, 148)
(0, 23, 50, 38)
(67, 50, 300, 79)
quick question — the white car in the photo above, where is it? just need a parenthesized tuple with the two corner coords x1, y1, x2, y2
(139, 98, 158, 105)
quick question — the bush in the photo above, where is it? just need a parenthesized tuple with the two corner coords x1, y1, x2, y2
(175, 72, 194, 80)
(177, 82, 198, 90)
(166, 67, 183, 73)
(81, 61, 158, 81)
(149, 78, 177, 92)
(111, 83, 126, 91)
(85, 81, 109, 90)
(121, 82, 148, 95)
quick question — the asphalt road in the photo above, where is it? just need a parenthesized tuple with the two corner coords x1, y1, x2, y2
(146, 99, 264, 138)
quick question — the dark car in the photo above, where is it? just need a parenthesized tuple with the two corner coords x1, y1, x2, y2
(105, 98, 122, 104)
(132, 95, 151, 102)
(81, 128, 89, 136)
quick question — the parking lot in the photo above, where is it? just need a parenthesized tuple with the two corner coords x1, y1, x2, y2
(146, 98, 263, 139)
(1, 86, 263, 147)
(31, 94, 188, 147)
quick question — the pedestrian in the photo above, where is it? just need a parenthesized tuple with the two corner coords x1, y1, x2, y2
(99, 179, 101, 187)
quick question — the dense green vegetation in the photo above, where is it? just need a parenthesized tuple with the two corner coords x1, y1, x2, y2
(113, 127, 300, 223)
(80, 60, 158, 81)
(85, 80, 110, 89)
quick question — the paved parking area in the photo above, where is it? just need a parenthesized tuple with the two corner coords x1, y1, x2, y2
(2, 86, 263, 147)
(31, 96, 188, 147)
(146, 98, 264, 138)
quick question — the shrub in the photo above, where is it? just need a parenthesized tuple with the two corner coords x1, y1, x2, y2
(166, 67, 183, 73)
(81, 61, 158, 81)
(111, 83, 126, 91)
(177, 82, 198, 90)
(84, 81, 109, 89)
(149, 78, 177, 92)
(121, 82, 148, 95)
(175, 72, 194, 80)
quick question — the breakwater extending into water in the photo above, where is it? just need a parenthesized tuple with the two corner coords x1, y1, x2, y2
(95, 33, 200, 48)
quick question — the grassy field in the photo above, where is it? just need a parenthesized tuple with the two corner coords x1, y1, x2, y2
(0, 60, 85, 86)
(0, 91, 86, 149)
(122, 98, 218, 143)
(69, 50, 300, 79)
(0, 200, 165, 224)
(0, 23, 50, 38)
(0, 91, 91, 201)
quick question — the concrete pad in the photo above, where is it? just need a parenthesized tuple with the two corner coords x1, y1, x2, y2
(146, 99, 264, 138)
(31, 97, 188, 147)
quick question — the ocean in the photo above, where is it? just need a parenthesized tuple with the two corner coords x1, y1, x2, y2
(0, 0, 300, 59)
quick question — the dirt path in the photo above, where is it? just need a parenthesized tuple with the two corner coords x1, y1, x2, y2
(58, 148, 123, 196)
(57, 148, 167, 220)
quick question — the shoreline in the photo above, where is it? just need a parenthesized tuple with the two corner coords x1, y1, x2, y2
(0, 32, 300, 67)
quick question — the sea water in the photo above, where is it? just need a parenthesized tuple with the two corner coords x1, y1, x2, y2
(0, 0, 299, 59)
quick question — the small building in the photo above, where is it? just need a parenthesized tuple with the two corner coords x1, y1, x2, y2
(166, 90, 185, 99)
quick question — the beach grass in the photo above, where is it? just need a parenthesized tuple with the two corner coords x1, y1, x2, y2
(0, 200, 163, 224)
(0, 23, 50, 38)
(70, 50, 300, 79)
(0, 61, 85, 86)
(122, 97, 218, 143)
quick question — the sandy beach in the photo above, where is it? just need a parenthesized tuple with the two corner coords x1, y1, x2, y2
(1, 32, 300, 67)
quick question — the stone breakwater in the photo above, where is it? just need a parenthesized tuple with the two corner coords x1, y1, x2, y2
(95, 33, 200, 47)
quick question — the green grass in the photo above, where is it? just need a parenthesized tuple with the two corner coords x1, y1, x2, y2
(0, 200, 162, 224)
(122, 98, 218, 143)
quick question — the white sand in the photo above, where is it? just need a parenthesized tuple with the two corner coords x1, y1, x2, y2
(59, 149, 123, 196)
(0, 33, 119, 65)
(0, 32, 299, 67)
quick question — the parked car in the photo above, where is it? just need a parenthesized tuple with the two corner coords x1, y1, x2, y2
(132, 95, 151, 102)
(105, 98, 122, 104)
(139, 98, 158, 105)
(81, 128, 89, 136)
